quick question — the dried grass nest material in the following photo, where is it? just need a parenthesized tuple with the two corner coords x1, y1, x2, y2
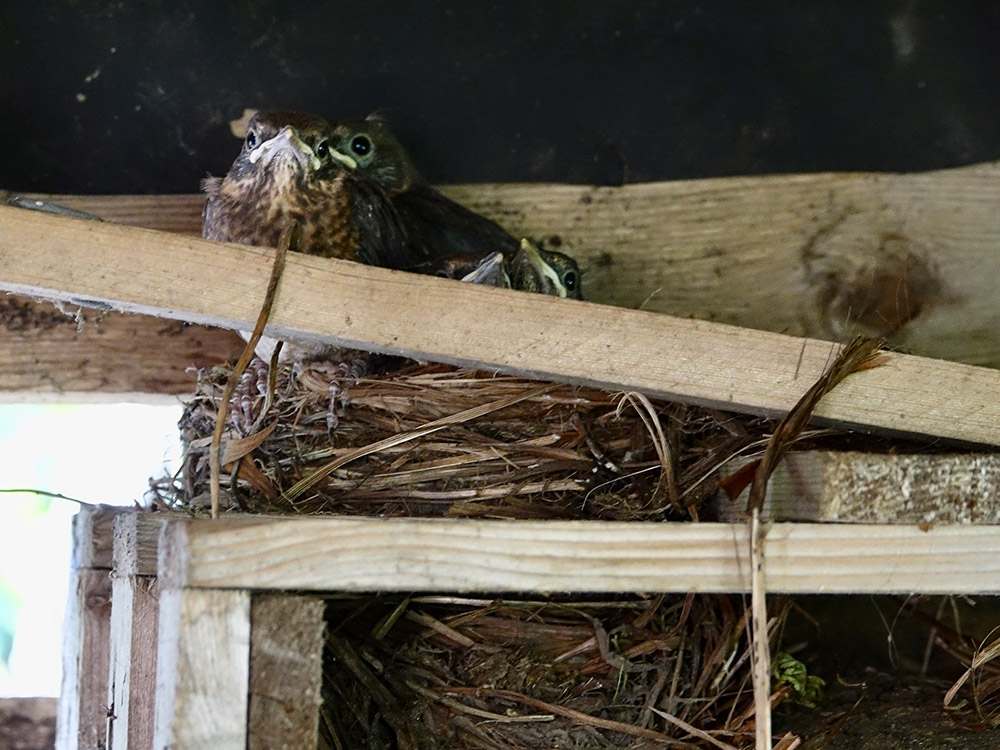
(168, 358, 822, 519)
(320, 592, 799, 750)
(160, 359, 992, 748)
(164, 357, 934, 518)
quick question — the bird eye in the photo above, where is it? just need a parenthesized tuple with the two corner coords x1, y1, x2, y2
(350, 135, 372, 156)
(245, 130, 257, 149)
(316, 139, 330, 158)
(563, 270, 579, 291)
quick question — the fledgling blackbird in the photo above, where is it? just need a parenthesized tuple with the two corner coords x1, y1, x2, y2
(202, 110, 422, 369)
(322, 114, 584, 298)
(202, 110, 581, 362)
(202, 110, 410, 268)
(428, 239, 581, 298)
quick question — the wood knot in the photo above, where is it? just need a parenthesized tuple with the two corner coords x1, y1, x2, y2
(802, 215, 942, 338)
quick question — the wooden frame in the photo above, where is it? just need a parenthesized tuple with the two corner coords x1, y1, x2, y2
(56, 506, 117, 750)
(15, 171, 995, 746)
(7, 161, 1000, 403)
(56, 507, 1000, 748)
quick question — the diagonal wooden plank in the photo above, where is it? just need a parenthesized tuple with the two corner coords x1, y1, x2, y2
(21, 160, 1000, 368)
(157, 516, 1000, 596)
(0, 204, 998, 444)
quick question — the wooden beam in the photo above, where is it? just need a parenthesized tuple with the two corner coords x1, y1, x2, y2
(156, 517, 1000, 595)
(57, 506, 120, 750)
(153, 587, 250, 750)
(0, 294, 243, 402)
(23, 160, 1000, 367)
(248, 596, 325, 750)
(712, 451, 1000, 524)
(107, 513, 164, 750)
(69, 505, 129, 570)
(108, 575, 158, 750)
(56, 568, 111, 750)
(1, 205, 998, 445)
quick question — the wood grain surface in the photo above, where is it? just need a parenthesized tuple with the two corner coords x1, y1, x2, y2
(2, 204, 998, 445)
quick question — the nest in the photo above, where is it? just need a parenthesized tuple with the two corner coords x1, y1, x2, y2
(320, 593, 801, 750)
(155, 355, 977, 748)
(167, 358, 842, 520)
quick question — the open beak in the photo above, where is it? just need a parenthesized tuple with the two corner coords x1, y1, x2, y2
(460, 251, 511, 287)
(248, 126, 321, 171)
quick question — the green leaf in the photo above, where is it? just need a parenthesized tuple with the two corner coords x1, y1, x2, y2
(772, 652, 825, 707)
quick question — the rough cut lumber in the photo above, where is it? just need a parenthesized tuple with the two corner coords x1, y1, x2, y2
(56, 506, 123, 750)
(153, 587, 250, 750)
(248, 596, 325, 750)
(69, 504, 131, 570)
(0, 294, 243, 402)
(156, 517, 1000, 595)
(712, 451, 1000, 524)
(108, 513, 163, 750)
(56, 568, 111, 750)
(105, 513, 325, 749)
(2, 205, 999, 446)
(108, 575, 158, 750)
(20, 160, 1000, 368)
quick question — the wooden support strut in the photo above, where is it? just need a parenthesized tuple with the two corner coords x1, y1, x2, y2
(1, 204, 999, 446)
(19, 160, 1000, 369)
(56, 506, 124, 750)
(154, 516, 1000, 596)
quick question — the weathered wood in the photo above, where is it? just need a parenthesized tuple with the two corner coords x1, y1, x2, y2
(712, 451, 1000, 524)
(56, 568, 111, 750)
(108, 575, 159, 750)
(0, 697, 57, 750)
(248, 596, 325, 750)
(2, 205, 999, 446)
(107, 513, 163, 750)
(156, 516, 1000, 595)
(153, 586, 250, 750)
(25, 161, 1000, 367)
(57, 507, 133, 750)
(71, 505, 133, 570)
(0, 294, 243, 402)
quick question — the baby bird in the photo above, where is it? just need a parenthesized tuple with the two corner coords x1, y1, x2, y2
(322, 114, 583, 298)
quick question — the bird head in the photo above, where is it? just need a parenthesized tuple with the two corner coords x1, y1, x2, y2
(324, 115, 422, 194)
(509, 239, 583, 299)
(225, 110, 339, 185)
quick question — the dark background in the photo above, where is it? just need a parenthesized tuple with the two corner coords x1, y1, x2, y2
(3, 1, 1000, 193)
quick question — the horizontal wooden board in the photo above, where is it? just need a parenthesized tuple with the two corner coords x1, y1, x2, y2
(157, 517, 1000, 595)
(712, 451, 1000, 524)
(0, 294, 243, 402)
(1, 205, 999, 445)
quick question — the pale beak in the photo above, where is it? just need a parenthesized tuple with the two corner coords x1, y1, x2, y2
(460, 251, 511, 287)
(514, 238, 567, 297)
(327, 148, 358, 170)
(248, 126, 321, 171)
